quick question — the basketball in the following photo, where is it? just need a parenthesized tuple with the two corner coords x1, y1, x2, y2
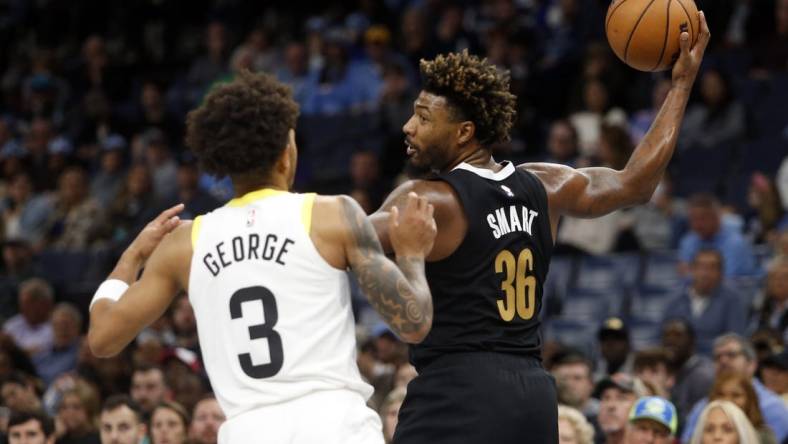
(606, 0, 700, 72)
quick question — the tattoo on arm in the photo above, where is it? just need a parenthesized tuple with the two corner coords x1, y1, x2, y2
(340, 198, 432, 341)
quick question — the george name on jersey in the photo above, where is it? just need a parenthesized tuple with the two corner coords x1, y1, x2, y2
(202, 233, 294, 277)
(486, 205, 538, 239)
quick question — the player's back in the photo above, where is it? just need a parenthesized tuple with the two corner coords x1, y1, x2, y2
(188, 189, 373, 420)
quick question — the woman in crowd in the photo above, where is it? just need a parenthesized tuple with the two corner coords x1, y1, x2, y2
(150, 401, 190, 444)
(707, 374, 776, 444)
(690, 400, 760, 444)
(54, 378, 101, 444)
(557, 404, 595, 444)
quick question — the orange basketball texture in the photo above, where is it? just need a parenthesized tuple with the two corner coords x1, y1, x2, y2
(606, 0, 700, 72)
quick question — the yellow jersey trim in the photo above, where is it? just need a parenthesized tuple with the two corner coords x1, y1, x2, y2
(191, 215, 203, 249)
(225, 188, 286, 207)
(302, 193, 316, 234)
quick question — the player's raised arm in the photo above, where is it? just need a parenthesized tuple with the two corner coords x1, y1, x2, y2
(88, 204, 190, 357)
(522, 12, 711, 233)
(341, 192, 436, 343)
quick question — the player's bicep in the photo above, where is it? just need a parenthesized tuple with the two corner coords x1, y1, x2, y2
(522, 163, 628, 219)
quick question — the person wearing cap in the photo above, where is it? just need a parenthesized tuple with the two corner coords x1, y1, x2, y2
(595, 317, 634, 382)
(663, 249, 748, 356)
(595, 374, 639, 444)
(680, 333, 788, 443)
(624, 396, 677, 444)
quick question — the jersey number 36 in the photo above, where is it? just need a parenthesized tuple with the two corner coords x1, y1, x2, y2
(494, 248, 537, 321)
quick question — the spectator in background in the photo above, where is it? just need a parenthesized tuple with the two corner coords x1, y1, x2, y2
(661, 318, 715, 424)
(377, 62, 416, 180)
(276, 42, 310, 106)
(141, 129, 178, 202)
(188, 395, 225, 444)
(348, 150, 386, 211)
(558, 404, 595, 444)
(633, 348, 674, 400)
(32, 303, 82, 386)
(624, 397, 677, 444)
(150, 401, 189, 444)
(757, 258, 788, 342)
(98, 395, 147, 444)
(170, 155, 219, 221)
(629, 78, 672, 145)
(129, 365, 169, 420)
(746, 172, 787, 246)
(380, 387, 405, 444)
(681, 334, 788, 443)
(169, 294, 199, 352)
(24, 117, 55, 192)
(186, 22, 229, 108)
(552, 352, 599, 424)
(68, 89, 116, 148)
(7, 410, 54, 444)
(1, 173, 52, 244)
(689, 400, 760, 444)
(107, 164, 161, 246)
(544, 120, 580, 167)
(89, 134, 127, 208)
(41, 166, 105, 250)
(53, 378, 101, 444)
(3, 278, 54, 355)
(594, 318, 634, 381)
(130, 81, 182, 147)
(678, 194, 757, 277)
(630, 176, 687, 250)
(0, 240, 37, 322)
(556, 124, 636, 254)
(594, 375, 640, 444)
(569, 79, 627, 158)
(679, 68, 745, 152)
(663, 249, 749, 355)
(1, 372, 42, 413)
(708, 372, 777, 444)
(759, 351, 787, 403)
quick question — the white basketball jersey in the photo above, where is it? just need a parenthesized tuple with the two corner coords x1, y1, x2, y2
(188, 189, 373, 419)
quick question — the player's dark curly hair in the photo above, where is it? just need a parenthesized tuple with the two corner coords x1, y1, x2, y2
(420, 50, 516, 146)
(185, 70, 299, 177)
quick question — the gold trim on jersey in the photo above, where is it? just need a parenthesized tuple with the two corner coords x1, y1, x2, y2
(226, 188, 286, 207)
(191, 215, 203, 249)
(302, 193, 316, 234)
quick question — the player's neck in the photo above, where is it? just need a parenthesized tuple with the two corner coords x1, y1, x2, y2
(232, 176, 288, 198)
(445, 147, 497, 172)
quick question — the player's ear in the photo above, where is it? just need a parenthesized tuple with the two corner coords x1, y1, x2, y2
(456, 121, 475, 146)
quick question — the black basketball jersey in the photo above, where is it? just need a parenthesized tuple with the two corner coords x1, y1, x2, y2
(411, 161, 554, 369)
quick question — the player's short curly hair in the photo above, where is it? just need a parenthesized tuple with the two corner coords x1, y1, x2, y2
(419, 50, 516, 146)
(185, 70, 299, 177)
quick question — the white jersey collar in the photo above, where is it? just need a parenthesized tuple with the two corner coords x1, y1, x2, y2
(452, 161, 515, 181)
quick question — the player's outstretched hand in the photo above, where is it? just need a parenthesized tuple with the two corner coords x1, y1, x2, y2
(389, 192, 437, 259)
(128, 203, 185, 263)
(672, 10, 711, 90)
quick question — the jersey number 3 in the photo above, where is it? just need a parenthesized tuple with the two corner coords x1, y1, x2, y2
(229, 286, 284, 378)
(494, 249, 536, 321)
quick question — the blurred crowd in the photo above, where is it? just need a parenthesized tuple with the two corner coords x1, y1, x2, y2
(0, 0, 786, 443)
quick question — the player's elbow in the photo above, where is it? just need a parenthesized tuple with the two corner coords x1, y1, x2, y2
(400, 319, 432, 344)
(87, 327, 121, 358)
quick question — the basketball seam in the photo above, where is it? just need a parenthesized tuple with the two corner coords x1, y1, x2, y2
(652, 0, 671, 70)
(605, 0, 630, 34)
(624, 0, 659, 64)
(674, 0, 695, 39)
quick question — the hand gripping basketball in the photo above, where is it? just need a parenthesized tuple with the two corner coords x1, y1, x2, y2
(389, 192, 437, 259)
(672, 10, 710, 89)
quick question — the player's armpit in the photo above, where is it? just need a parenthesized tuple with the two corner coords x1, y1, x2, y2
(88, 223, 191, 357)
(340, 196, 433, 344)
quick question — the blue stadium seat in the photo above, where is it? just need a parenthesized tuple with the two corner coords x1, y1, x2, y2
(629, 284, 679, 323)
(642, 250, 686, 289)
(559, 288, 612, 323)
(627, 316, 663, 350)
(542, 318, 596, 355)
